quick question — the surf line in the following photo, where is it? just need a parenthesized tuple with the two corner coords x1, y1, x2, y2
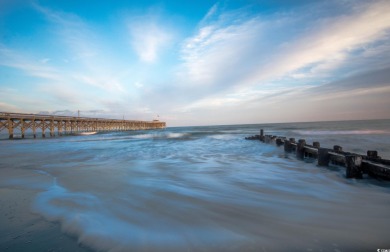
(245, 129, 390, 180)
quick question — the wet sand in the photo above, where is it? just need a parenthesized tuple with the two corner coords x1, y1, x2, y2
(0, 188, 93, 252)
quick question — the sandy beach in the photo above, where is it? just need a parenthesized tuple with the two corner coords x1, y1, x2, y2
(0, 188, 93, 252)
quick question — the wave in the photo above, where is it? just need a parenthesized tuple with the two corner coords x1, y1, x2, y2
(208, 134, 237, 140)
(130, 132, 190, 140)
(293, 130, 389, 135)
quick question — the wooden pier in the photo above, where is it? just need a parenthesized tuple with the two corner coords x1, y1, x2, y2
(0, 112, 166, 139)
(245, 129, 390, 180)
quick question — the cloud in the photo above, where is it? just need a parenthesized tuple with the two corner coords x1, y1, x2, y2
(128, 15, 173, 63)
(180, 16, 262, 88)
(305, 67, 390, 100)
(0, 101, 21, 112)
(182, 0, 390, 87)
(171, 0, 390, 121)
(34, 4, 126, 92)
(0, 45, 61, 81)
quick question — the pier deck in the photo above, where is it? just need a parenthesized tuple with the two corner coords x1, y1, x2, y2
(0, 112, 166, 139)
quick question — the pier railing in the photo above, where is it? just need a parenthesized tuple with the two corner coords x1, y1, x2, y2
(0, 112, 166, 139)
(245, 129, 390, 180)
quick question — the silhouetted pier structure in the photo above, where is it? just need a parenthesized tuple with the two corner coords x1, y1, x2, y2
(245, 129, 390, 180)
(0, 112, 166, 139)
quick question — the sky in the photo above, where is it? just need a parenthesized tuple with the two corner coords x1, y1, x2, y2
(1, 0, 390, 126)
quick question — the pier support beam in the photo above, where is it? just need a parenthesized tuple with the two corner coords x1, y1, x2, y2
(21, 119, 25, 138)
(7, 118, 14, 139)
(50, 118, 55, 137)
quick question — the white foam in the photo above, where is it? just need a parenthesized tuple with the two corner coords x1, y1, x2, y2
(131, 134, 154, 139)
(208, 134, 236, 140)
(166, 133, 187, 138)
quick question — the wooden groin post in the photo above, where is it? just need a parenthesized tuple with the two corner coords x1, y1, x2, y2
(276, 138, 284, 146)
(260, 129, 264, 142)
(284, 139, 291, 152)
(296, 139, 306, 160)
(317, 146, 345, 167)
(333, 145, 342, 153)
(345, 155, 363, 179)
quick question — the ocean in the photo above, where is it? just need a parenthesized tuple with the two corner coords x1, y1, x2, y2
(1, 119, 390, 251)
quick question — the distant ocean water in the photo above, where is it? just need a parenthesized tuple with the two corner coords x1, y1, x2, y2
(1, 119, 390, 251)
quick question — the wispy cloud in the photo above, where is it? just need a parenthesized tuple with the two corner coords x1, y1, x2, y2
(0, 101, 21, 112)
(0, 44, 61, 81)
(172, 0, 390, 122)
(249, 0, 390, 83)
(128, 13, 173, 63)
(34, 4, 127, 92)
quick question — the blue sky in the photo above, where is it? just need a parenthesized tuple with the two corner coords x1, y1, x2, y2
(1, 0, 390, 126)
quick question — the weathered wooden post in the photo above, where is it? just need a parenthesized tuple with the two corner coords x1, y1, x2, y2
(260, 129, 264, 142)
(276, 138, 284, 146)
(318, 148, 330, 166)
(333, 145, 343, 153)
(367, 150, 379, 159)
(284, 140, 292, 152)
(345, 155, 363, 179)
(332, 146, 343, 165)
(313, 142, 320, 148)
(296, 139, 306, 160)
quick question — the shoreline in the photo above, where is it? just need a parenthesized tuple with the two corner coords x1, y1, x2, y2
(0, 187, 93, 252)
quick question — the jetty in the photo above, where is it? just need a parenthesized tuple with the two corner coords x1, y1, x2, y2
(0, 112, 166, 139)
(245, 129, 390, 180)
